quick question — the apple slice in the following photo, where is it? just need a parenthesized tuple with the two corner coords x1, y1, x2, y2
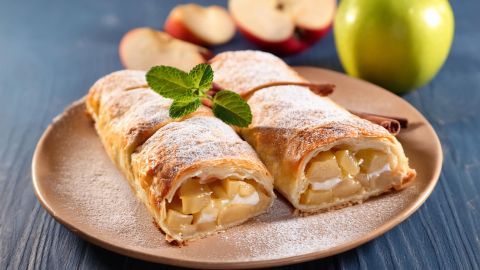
(165, 4, 236, 46)
(119, 27, 211, 71)
(229, 0, 336, 55)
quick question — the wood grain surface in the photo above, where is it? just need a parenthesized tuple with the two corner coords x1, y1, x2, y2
(0, 0, 479, 269)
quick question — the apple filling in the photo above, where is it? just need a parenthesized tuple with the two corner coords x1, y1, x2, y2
(165, 178, 269, 236)
(300, 148, 395, 206)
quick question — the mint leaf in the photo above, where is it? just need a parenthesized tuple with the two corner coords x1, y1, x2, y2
(169, 96, 201, 118)
(189, 63, 213, 92)
(212, 90, 252, 127)
(146, 64, 253, 127)
(146, 66, 194, 99)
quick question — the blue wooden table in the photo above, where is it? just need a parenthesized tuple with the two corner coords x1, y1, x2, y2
(1, 0, 479, 269)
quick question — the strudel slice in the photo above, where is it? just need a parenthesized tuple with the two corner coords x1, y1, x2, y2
(210, 51, 416, 213)
(86, 70, 274, 242)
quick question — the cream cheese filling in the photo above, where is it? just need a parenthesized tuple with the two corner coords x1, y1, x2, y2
(301, 148, 394, 206)
(310, 177, 342, 191)
(366, 163, 391, 180)
(195, 211, 217, 224)
(165, 178, 268, 233)
(231, 191, 260, 205)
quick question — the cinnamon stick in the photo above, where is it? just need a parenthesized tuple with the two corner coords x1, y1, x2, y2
(349, 110, 406, 135)
(351, 111, 409, 128)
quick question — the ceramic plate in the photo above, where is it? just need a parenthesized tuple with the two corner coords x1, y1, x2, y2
(32, 67, 442, 269)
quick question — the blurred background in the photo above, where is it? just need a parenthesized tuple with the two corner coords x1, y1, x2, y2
(1, 0, 479, 269)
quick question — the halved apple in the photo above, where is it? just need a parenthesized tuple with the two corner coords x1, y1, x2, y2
(164, 4, 236, 46)
(229, 0, 336, 55)
(119, 27, 211, 71)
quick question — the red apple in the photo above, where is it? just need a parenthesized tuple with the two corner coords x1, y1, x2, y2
(229, 0, 336, 55)
(119, 27, 211, 71)
(164, 4, 236, 46)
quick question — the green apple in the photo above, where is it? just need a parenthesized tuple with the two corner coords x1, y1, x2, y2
(334, 0, 454, 94)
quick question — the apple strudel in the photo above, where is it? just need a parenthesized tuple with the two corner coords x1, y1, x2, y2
(86, 70, 274, 242)
(210, 51, 416, 213)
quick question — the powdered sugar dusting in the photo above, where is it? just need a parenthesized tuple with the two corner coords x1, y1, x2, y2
(132, 116, 265, 183)
(47, 106, 163, 247)
(211, 51, 302, 95)
(36, 95, 427, 266)
(215, 186, 420, 260)
(210, 51, 389, 136)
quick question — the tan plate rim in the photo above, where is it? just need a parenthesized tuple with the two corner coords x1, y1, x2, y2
(32, 66, 443, 269)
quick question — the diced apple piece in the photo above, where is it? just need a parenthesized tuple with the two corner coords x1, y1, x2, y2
(335, 150, 360, 176)
(212, 198, 229, 210)
(192, 201, 219, 231)
(196, 221, 217, 232)
(179, 224, 197, 235)
(192, 201, 219, 224)
(356, 174, 371, 189)
(180, 194, 211, 214)
(209, 181, 229, 199)
(179, 179, 212, 197)
(222, 178, 241, 197)
(306, 151, 342, 182)
(217, 204, 252, 226)
(167, 195, 184, 213)
(300, 189, 333, 205)
(238, 182, 256, 197)
(179, 179, 212, 214)
(222, 179, 255, 198)
(166, 209, 193, 230)
(356, 150, 389, 173)
(332, 179, 362, 197)
(372, 174, 394, 190)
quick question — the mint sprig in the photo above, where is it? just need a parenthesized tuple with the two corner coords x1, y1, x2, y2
(146, 64, 252, 128)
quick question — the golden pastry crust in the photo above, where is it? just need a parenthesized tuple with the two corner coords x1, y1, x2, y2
(130, 116, 274, 202)
(130, 117, 274, 243)
(85, 70, 274, 242)
(86, 70, 147, 119)
(210, 51, 416, 213)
